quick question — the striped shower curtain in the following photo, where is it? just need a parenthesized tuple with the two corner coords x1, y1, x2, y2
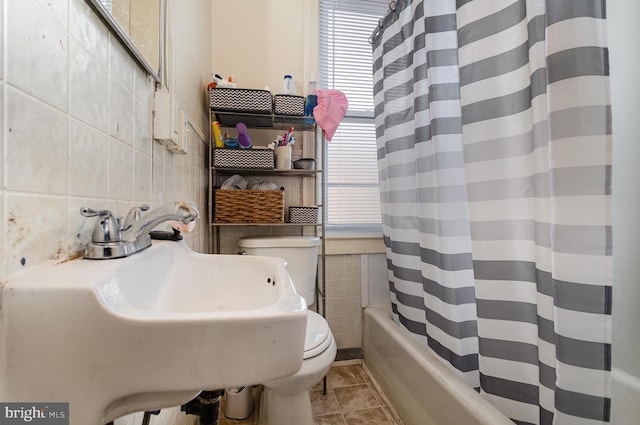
(372, 1, 612, 424)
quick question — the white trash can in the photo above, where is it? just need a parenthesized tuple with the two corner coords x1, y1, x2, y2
(224, 386, 254, 420)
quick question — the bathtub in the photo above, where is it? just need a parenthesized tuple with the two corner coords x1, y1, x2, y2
(363, 305, 514, 425)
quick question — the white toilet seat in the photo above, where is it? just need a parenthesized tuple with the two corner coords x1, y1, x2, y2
(303, 311, 331, 360)
(259, 310, 336, 425)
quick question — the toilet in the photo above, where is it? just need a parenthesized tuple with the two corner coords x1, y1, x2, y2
(238, 236, 336, 425)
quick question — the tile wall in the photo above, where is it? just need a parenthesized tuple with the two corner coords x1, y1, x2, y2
(2, 1, 208, 423)
(0, 0, 209, 279)
(323, 255, 363, 352)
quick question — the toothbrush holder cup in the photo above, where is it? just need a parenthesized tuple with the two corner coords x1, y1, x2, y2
(274, 146, 292, 170)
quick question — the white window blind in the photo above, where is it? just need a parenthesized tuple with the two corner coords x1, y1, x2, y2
(319, 0, 388, 228)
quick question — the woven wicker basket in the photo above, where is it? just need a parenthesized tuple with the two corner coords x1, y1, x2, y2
(214, 189, 284, 223)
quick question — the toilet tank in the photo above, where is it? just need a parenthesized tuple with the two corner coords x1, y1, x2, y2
(238, 236, 320, 305)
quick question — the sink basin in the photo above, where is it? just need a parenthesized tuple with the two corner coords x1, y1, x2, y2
(0, 240, 307, 424)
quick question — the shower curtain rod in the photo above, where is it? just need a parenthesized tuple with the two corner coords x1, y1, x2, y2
(368, 0, 397, 44)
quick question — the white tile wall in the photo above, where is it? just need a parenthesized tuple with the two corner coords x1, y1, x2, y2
(6, 194, 69, 269)
(364, 253, 391, 307)
(69, 118, 109, 198)
(1, 1, 208, 424)
(0, 0, 209, 290)
(69, 36, 109, 131)
(108, 137, 135, 200)
(69, 0, 109, 65)
(5, 87, 69, 194)
(108, 75, 135, 144)
(134, 96, 153, 154)
(7, 0, 69, 112)
(33, 0, 69, 29)
(109, 36, 135, 90)
(134, 150, 153, 201)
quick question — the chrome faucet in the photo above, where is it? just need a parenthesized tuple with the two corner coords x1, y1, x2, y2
(121, 204, 150, 231)
(80, 201, 200, 259)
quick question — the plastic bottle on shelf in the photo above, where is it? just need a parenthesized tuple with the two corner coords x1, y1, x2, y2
(304, 73, 318, 123)
(282, 75, 297, 95)
(307, 73, 317, 96)
(212, 121, 224, 148)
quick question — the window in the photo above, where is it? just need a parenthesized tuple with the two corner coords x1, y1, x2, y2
(319, 0, 388, 231)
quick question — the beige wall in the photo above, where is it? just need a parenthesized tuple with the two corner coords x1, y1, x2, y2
(171, 0, 212, 136)
(211, 0, 318, 97)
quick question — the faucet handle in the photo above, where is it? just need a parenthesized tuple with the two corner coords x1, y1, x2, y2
(122, 204, 150, 231)
(80, 207, 122, 243)
(79, 207, 114, 219)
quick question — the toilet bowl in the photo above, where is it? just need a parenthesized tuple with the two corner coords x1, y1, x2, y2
(258, 311, 337, 425)
(238, 236, 336, 425)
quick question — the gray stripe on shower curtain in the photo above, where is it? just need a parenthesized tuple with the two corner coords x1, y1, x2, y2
(372, 0, 612, 423)
(374, 0, 480, 389)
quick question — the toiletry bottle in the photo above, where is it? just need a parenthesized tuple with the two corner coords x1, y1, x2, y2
(282, 75, 297, 95)
(207, 74, 218, 90)
(212, 121, 224, 148)
(304, 73, 318, 122)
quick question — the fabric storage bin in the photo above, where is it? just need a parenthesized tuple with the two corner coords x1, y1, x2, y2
(274, 95, 305, 116)
(210, 88, 273, 114)
(289, 206, 319, 224)
(215, 189, 285, 223)
(215, 113, 274, 128)
(213, 148, 274, 169)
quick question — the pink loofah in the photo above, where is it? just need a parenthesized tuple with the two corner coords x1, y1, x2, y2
(313, 90, 348, 141)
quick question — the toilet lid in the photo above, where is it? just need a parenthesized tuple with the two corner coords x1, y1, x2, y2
(304, 311, 332, 360)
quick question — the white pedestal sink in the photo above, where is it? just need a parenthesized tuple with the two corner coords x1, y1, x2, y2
(0, 240, 307, 424)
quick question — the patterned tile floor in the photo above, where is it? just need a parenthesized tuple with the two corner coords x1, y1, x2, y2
(217, 362, 403, 425)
